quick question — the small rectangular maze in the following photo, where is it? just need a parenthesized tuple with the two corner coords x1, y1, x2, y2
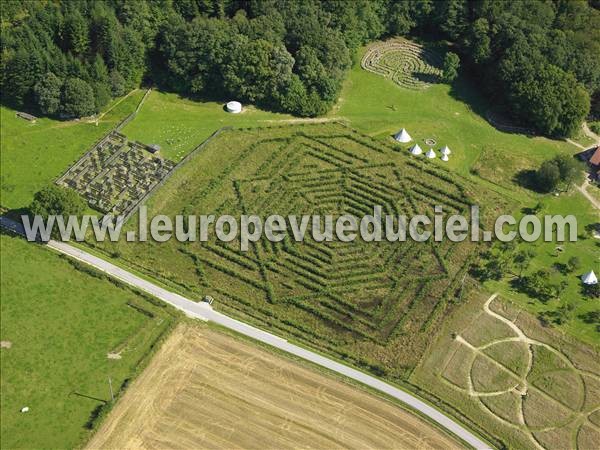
(56, 131, 176, 219)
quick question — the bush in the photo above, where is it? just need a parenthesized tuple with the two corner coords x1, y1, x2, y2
(442, 52, 460, 83)
(61, 77, 96, 118)
(534, 154, 582, 192)
(29, 184, 86, 219)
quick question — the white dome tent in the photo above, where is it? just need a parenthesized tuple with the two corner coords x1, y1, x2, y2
(426, 148, 436, 159)
(441, 145, 451, 156)
(409, 144, 423, 155)
(226, 101, 242, 113)
(581, 270, 598, 285)
(441, 154, 449, 162)
(394, 128, 412, 143)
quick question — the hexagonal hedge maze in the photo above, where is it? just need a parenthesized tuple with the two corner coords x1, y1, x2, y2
(135, 123, 495, 378)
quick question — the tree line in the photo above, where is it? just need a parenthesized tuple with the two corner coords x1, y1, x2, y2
(1, 0, 599, 136)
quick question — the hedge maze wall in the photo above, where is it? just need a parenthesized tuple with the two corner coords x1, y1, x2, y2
(111, 123, 501, 380)
(57, 131, 175, 218)
(361, 38, 444, 90)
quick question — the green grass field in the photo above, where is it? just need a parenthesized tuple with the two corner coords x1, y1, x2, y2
(121, 90, 294, 161)
(0, 90, 145, 210)
(484, 191, 599, 345)
(92, 122, 510, 379)
(331, 45, 576, 184)
(330, 44, 599, 346)
(0, 234, 176, 449)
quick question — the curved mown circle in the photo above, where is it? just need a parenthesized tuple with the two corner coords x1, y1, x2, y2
(362, 38, 443, 90)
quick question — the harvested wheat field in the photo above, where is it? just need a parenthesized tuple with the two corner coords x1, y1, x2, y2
(88, 323, 462, 450)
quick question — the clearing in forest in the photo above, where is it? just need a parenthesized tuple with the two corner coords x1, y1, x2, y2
(87, 323, 463, 450)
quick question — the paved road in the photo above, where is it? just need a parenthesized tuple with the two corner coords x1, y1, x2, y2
(1, 217, 491, 449)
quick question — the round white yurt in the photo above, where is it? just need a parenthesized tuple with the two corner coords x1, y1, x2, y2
(394, 128, 412, 143)
(409, 144, 423, 155)
(226, 101, 242, 113)
(426, 148, 436, 159)
(582, 270, 598, 285)
(441, 145, 451, 156)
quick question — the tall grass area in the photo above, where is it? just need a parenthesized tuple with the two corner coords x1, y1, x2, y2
(0, 90, 145, 210)
(121, 90, 293, 161)
(0, 234, 176, 449)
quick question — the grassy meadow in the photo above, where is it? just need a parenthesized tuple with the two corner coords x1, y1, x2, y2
(484, 191, 600, 345)
(121, 90, 294, 161)
(331, 46, 576, 184)
(0, 234, 176, 449)
(0, 90, 145, 210)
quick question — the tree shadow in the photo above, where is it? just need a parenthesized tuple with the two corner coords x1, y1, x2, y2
(414, 72, 441, 84)
(513, 169, 542, 191)
(447, 75, 492, 122)
(448, 75, 539, 137)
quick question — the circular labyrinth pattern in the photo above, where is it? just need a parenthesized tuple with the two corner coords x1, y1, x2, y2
(446, 295, 599, 450)
(361, 38, 443, 90)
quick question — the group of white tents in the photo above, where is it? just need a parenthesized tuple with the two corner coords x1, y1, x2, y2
(394, 128, 451, 162)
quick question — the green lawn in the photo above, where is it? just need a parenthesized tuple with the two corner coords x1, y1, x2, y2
(0, 90, 145, 210)
(330, 46, 575, 183)
(121, 90, 294, 161)
(0, 234, 176, 449)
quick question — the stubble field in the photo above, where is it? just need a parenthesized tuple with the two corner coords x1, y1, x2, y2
(87, 323, 463, 450)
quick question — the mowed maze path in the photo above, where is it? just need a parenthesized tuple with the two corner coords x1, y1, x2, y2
(87, 324, 463, 450)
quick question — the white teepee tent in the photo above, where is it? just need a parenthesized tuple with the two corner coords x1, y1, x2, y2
(409, 144, 423, 155)
(426, 148, 436, 159)
(441, 154, 449, 162)
(441, 145, 451, 155)
(394, 128, 412, 143)
(582, 270, 598, 285)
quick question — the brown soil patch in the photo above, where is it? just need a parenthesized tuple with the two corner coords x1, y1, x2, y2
(88, 324, 462, 450)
